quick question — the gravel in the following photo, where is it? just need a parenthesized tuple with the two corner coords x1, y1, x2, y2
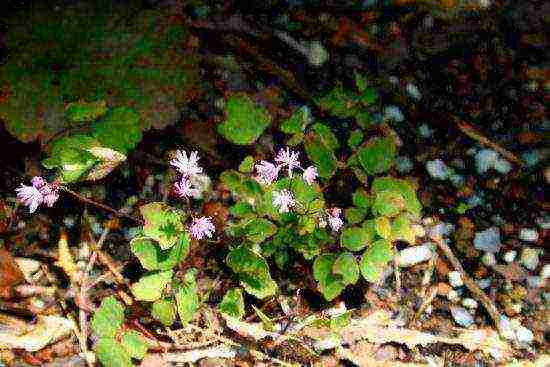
(450, 306, 474, 327)
(518, 228, 539, 242)
(474, 227, 502, 253)
(520, 248, 541, 271)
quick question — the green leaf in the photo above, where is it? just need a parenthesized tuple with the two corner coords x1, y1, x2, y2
(280, 106, 312, 134)
(131, 270, 173, 302)
(91, 107, 142, 153)
(176, 269, 200, 325)
(219, 288, 245, 319)
(151, 299, 176, 326)
(357, 136, 397, 175)
(360, 239, 394, 283)
(131, 233, 190, 271)
(330, 312, 351, 331)
(391, 213, 415, 244)
(344, 207, 366, 225)
(140, 202, 186, 250)
(304, 124, 339, 179)
(95, 337, 132, 367)
(348, 129, 363, 149)
(244, 218, 277, 244)
(217, 95, 272, 145)
(352, 189, 372, 209)
(290, 176, 322, 207)
(226, 246, 278, 299)
(313, 254, 345, 301)
(371, 177, 422, 218)
(239, 156, 255, 173)
(375, 216, 392, 240)
(315, 84, 358, 119)
(230, 202, 255, 217)
(66, 100, 108, 122)
(372, 190, 406, 217)
(91, 296, 125, 339)
(121, 330, 149, 360)
(333, 252, 360, 285)
(340, 225, 375, 252)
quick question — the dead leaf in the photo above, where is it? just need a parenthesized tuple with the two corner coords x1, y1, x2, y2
(0, 315, 75, 352)
(0, 248, 25, 299)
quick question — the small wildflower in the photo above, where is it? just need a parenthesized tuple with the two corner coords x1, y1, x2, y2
(302, 165, 318, 185)
(170, 150, 203, 178)
(174, 177, 200, 199)
(189, 216, 215, 240)
(275, 147, 301, 177)
(254, 160, 280, 185)
(31, 176, 47, 188)
(327, 208, 343, 232)
(272, 189, 295, 213)
(40, 183, 60, 207)
(16, 183, 43, 213)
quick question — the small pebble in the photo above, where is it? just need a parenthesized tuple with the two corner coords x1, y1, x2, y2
(448, 271, 464, 287)
(428, 222, 454, 239)
(494, 158, 512, 174)
(63, 216, 76, 228)
(417, 123, 434, 138)
(383, 105, 405, 122)
(396, 244, 432, 267)
(520, 248, 541, 271)
(426, 159, 451, 180)
(474, 227, 502, 253)
(476, 278, 492, 289)
(395, 155, 414, 173)
(481, 252, 497, 267)
(526, 276, 542, 288)
(406, 82, 421, 100)
(411, 224, 426, 238)
(475, 149, 499, 174)
(519, 228, 539, 242)
(462, 298, 478, 309)
(447, 289, 460, 302)
(499, 316, 516, 341)
(503, 250, 517, 263)
(449, 173, 465, 187)
(450, 306, 474, 327)
(515, 325, 534, 345)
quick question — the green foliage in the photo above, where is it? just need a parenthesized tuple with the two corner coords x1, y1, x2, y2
(131, 270, 173, 302)
(280, 105, 312, 135)
(120, 331, 149, 360)
(360, 239, 394, 282)
(340, 223, 375, 252)
(239, 156, 255, 173)
(252, 305, 277, 331)
(130, 233, 190, 271)
(176, 270, 200, 325)
(313, 253, 359, 301)
(0, 1, 198, 144)
(151, 299, 176, 326)
(95, 338, 133, 367)
(304, 123, 339, 179)
(357, 136, 397, 175)
(140, 202, 187, 250)
(226, 245, 278, 299)
(219, 288, 246, 319)
(91, 296, 125, 339)
(217, 95, 272, 145)
(348, 129, 364, 149)
(371, 177, 422, 218)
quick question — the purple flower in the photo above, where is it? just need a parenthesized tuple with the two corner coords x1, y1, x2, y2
(302, 165, 318, 185)
(327, 208, 343, 232)
(275, 147, 301, 177)
(254, 160, 280, 185)
(272, 189, 295, 213)
(16, 183, 43, 213)
(174, 177, 200, 199)
(189, 216, 215, 240)
(40, 183, 60, 207)
(31, 176, 47, 189)
(170, 150, 203, 178)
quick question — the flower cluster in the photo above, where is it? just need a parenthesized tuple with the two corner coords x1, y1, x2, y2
(16, 176, 60, 213)
(254, 147, 318, 186)
(170, 149, 215, 241)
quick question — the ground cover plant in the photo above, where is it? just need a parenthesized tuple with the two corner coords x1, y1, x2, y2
(0, 0, 548, 366)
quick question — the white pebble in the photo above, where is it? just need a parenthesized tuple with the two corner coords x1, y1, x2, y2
(411, 224, 426, 238)
(448, 271, 463, 287)
(520, 248, 541, 271)
(526, 276, 542, 288)
(450, 306, 474, 327)
(426, 159, 451, 180)
(395, 155, 414, 174)
(406, 82, 422, 100)
(503, 250, 517, 263)
(494, 158, 512, 174)
(476, 278, 492, 289)
(474, 227, 502, 253)
(519, 228, 539, 242)
(515, 325, 534, 345)
(63, 216, 76, 228)
(429, 222, 454, 240)
(462, 298, 478, 309)
(417, 123, 434, 138)
(383, 105, 405, 122)
(396, 244, 432, 267)
(475, 149, 499, 174)
(499, 316, 517, 341)
(481, 252, 497, 267)
(447, 289, 460, 302)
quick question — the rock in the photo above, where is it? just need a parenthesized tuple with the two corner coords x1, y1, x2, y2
(494, 158, 512, 174)
(518, 228, 539, 242)
(481, 252, 497, 267)
(461, 298, 478, 309)
(406, 83, 421, 100)
(450, 306, 474, 327)
(520, 248, 541, 271)
(429, 222, 455, 239)
(526, 276, 542, 288)
(503, 250, 517, 263)
(475, 149, 499, 174)
(395, 155, 413, 173)
(426, 159, 451, 180)
(417, 123, 434, 138)
(515, 325, 534, 345)
(383, 105, 405, 122)
(448, 271, 464, 287)
(474, 227, 502, 253)
(395, 244, 432, 267)
(540, 264, 550, 280)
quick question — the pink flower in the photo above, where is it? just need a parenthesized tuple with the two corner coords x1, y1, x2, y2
(254, 160, 280, 185)
(174, 177, 200, 199)
(272, 189, 295, 213)
(31, 176, 47, 189)
(327, 208, 343, 232)
(16, 183, 43, 213)
(40, 183, 60, 207)
(170, 150, 203, 178)
(302, 165, 318, 185)
(275, 147, 301, 177)
(189, 216, 215, 240)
